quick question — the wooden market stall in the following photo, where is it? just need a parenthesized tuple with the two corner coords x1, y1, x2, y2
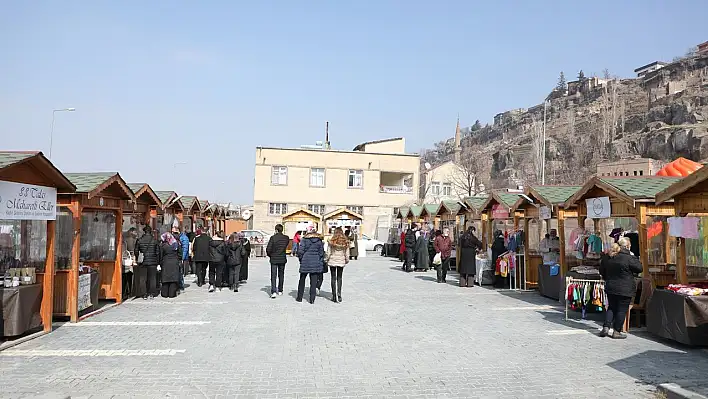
(201, 202, 216, 233)
(463, 196, 488, 245)
(0, 151, 76, 338)
(479, 191, 524, 288)
(437, 200, 468, 269)
(407, 206, 424, 228)
(564, 176, 680, 286)
(175, 195, 201, 233)
(59, 172, 135, 322)
(124, 183, 162, 235)
(421, 203, 441, 230)
(154, 191, 181, 235)
(512, 185, 581, 296)
(281, 208, 321, 235)
(323, 207, 363, 238)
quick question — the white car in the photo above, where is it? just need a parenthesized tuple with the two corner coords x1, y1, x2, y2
(360, 234, 385, 252)
(241, 230, 271, 244)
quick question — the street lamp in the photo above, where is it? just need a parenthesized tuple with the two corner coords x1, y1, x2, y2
(49, 108, 76, 159)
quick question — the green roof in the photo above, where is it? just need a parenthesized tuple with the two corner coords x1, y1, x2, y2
(464, 196, 488, 211)
(127, 183, 146, 194)
(496, 192, 521, 208)
(180, 195, 198, 210)
(0, 152, 36, 169)
(442, 200, 462, 214)
(599, 177, 682, 199)
(155, 191, 177, 204)
(424, 203, 440, 215)
(532, 185, 582, 204)
(409, 205, 423, 217)
(64, 172, 116, 193)
(398, 207, 409, 218)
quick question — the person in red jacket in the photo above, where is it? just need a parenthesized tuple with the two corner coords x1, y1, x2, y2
(291, 231, 301, 257)
(433, 228, 453, 283)
(399, 230, 406, 264)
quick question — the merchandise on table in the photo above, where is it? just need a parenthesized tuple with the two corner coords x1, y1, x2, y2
(570, 266, 601, 275)
(666, 283, 708, 296)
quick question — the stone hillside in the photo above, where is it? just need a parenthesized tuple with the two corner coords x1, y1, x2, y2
(422, 54, 708, 188)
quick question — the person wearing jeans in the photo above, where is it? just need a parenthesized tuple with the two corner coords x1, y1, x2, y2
(433, 228, 453, 284)
(599, 237, 643, 339)
(191, 229, 211, 287)
(326, 227, 349, 303)
(296, 226, 324, 304)
(266, 224, 290, 298)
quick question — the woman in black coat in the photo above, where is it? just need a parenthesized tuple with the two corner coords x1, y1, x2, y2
(159, 232, 182, 298)
(491, 230, 507, 288)
(135, 226, 161, 299)
(226, 233, 245, 292)
(239, 233, 251, 283)
(459, 227, 483, 287)
(599, 237, 643, 339)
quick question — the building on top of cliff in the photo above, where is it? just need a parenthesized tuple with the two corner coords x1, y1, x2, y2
(596, 158, 664, 178)
(634, 61, 668, 78)
(493, 109, 526, 127)
(697, 41, 708, 55)
(567, 76, 610, 97)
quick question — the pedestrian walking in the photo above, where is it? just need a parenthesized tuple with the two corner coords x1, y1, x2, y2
(599, 238, 643, 339)
(403, 226, 416, 272)
(414, 228, 430, 272)
(346, 229, 359, 260)
(191, 229, 211, 287)
(266, 224, 290, 298)
(159, 232, 181, 298)
(225, 233, 246, 292)
(208, 231, 227, 292)
(326, 227, 349, 303)
(121, 227, 137, 298)
(239, 234, 251, 283)
(186, 229, 196, 275)
(296, 225, 324, 304)
(433, 228, 453, 283)
(458, 226, 482, 287)
(135, 226, 160, 299)
(291, 231, 301, 257)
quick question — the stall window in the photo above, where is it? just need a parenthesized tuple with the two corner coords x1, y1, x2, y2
(0, 220, 47, 274)
(79, 210, 117, 261)
(682, 216, 708, 282)
(122, 214, 146, 240)
(55, 207, 74, 270)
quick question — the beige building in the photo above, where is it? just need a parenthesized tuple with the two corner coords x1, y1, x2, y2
(422, 160, 471, 202)
(596, 158, 664, 177)
(252, 138, 419, 238)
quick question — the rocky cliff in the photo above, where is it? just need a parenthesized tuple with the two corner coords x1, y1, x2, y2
(421, 54, 708, 189)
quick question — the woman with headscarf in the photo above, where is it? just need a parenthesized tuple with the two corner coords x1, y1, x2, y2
(159, 232, 181, 298)
(226, 233, 246, 292)
(121, 227, 138, 298)
(326, 227, 349, 302)
(459, 226, 483, 287)
(296, 225, 324, 303)
(239, 232, 251, 283)
(403, 227, 416, 272)
(346, 229, 359, 260)
(491, 230, 507, 288)
(414, 228, 430, 272)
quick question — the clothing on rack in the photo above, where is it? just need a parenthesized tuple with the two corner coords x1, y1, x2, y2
(507, 230, 524, 253)
(566, 279, 607, 318)
(495, 252, 516, 278)
(668, 217, 700, 239)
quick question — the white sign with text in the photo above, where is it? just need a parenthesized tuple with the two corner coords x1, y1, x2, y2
(539, 206, 552, 220)
(0, 180, 57, 220)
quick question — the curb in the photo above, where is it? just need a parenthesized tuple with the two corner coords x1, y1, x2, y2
(658, 383, 708, 399)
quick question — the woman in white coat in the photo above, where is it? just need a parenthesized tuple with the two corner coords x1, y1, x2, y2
(326, 227, 350, 303)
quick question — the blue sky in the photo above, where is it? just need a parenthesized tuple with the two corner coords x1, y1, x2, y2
(1, 1, 704, 204)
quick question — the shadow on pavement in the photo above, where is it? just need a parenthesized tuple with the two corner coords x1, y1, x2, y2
(414, 275, 437, 282)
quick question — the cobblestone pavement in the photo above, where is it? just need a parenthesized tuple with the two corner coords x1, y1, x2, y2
(2, 254, 707, 399)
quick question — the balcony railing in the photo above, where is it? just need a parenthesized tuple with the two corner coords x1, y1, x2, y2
(380, 185, 413, 194)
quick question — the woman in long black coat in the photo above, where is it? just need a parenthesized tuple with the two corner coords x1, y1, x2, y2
(414, 231, 430, 271)
(599, 237, 643, 339)
(159, 232, 182, 298)
(239, 233, 251, 283)
(458, 227, 483, 287)
(491, 230, 507, 288)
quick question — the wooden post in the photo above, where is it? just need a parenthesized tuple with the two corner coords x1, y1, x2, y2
(480, 212, 488, 248)
(69, 199, 81, 323)
(558, 208, 567, 276)
(114, 208, 123, 303)
(677, 237, 688, 284)
(637, 204, 649, 276)
(41, 219, 56, 332)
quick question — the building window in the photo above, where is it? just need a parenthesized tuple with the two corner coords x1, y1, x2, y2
(348, 170, 363, 188)
(271, 166, 288, 185)
(347, 205, 363, 215)
(442, 183, 452, 196)
(640, 170, 644, 176)
(393, 207, 399, 216)
(308, 204, 325, 215)
(268, 203, 287, 215)
(431, 181, 441, 195)
(633, 171, 638, 176)
(310, 168, 325, 187)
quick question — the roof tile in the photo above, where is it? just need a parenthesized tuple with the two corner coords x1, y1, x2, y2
(599, 177, 682, 198)
(64, 172, 116, 193)
(532, 186, 582, 204)
(0, 152, 37, 169)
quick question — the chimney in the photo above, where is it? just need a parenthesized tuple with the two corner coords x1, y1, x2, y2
(454, 114, 461, 163)
(325, 121, 330, 149)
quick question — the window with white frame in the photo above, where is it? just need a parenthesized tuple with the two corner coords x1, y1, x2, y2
(442, 183, 452, 196)
(268, 203, 287, 215)
(431, 181, 441, 195)
(310, 168, 325, 187)
(271, 166, 288, 185)
(346, 205, 363, 215)
(348, 170, 363, 188)
(308, 204, 325, 215)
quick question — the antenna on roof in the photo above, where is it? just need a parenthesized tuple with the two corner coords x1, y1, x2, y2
(325, 121, 330, 149)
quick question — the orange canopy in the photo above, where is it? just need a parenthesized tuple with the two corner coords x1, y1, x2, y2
(656, 157, 703, 177)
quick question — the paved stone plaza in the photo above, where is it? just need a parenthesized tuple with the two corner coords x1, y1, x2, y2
(1, 254, 707, 399)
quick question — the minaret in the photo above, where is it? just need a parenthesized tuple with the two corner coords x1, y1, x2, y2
(454, 114, 461, 163)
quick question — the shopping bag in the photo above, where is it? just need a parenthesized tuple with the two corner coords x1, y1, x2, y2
(433, 253, 442, 265)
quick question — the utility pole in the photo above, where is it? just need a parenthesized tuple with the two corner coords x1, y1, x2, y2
(542, 100, 549, 185)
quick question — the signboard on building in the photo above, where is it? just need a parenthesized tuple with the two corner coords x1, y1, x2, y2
(586, 197, 611, 219)
(0, 180, 57, 220)
(77, 273, 92, 311)
(491, 204, 509, 219)
(540, 206, 552, 220)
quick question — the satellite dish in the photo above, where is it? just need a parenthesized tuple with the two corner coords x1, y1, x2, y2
(241, 210, 252, 220)
(424, 162, 431, 170)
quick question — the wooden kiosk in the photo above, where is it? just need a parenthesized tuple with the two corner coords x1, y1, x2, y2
(463, 196, 488, 245)
(421, 203, 441, 229)
(563, 176, 679, 285)
(323, 208, 363, 238)
(480, 191, 523, 246)
(408, 206, 424, 227)
(59, 172, 135, 322)
(396, 207, 411, 229)
(512, 186, 581, 294)
(154, 191, 181, 235)
(0, 151, 76, 337)
(281, 208, 321, 235)
(175, 195, 201, 233)
(125, 183, 163, 233)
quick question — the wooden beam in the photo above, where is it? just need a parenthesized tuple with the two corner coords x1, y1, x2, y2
(558, 208, 567, 276)
(637, 203, 649, 276)
(69, 200, 81, 323)
(41, 219, 56, 332)
(114, 207, 123, 303)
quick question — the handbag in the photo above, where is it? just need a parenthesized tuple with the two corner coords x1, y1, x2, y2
(137, 251, 144, 265)
(433, 252, 442, 265)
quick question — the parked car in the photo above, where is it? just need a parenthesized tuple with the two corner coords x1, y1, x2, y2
(241, 230, 271, 245)
(360, 234, 385, 252)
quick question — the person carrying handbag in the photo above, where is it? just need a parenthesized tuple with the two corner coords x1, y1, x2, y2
(326, 228, 349, 303)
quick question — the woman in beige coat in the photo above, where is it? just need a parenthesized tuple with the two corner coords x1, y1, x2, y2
(327, 227, 350, 303)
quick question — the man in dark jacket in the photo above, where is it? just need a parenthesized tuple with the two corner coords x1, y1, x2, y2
(266, 224, 290, 298)
(191, 229, 211, 287)
(403, 226, 417, 272)
(135, 226, 161, 299)
(296, 226, 324, 304)
(208, 231, 227, 292)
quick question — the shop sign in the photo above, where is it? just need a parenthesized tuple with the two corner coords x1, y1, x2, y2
(539, 206, 552, 220)
(491, 204, 509, 219)
(586, 196, 611, 219)
(78, 273, 92, 311)
(0, 180, 57, 220)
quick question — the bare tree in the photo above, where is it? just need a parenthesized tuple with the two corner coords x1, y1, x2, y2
(529, 114, 544, 183)
(598, 80, 621, 157)
(447, 146, 485, 198)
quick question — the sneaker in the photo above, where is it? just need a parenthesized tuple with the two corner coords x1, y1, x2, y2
(611, 331, 627, 339)
(316, 288, 320, 296)
(599, 327, 609, 337)
(208, 285, 215, 293)
(277, 292, 283, 296)
(271, 293, 277, 299)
